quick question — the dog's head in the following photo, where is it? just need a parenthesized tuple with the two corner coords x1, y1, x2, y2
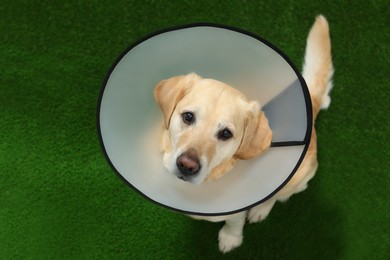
(154, 73, 272, 184)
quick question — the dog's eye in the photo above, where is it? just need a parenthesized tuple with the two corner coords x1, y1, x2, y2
(182, 112, 195, 125)
(218, 128, 233, 141)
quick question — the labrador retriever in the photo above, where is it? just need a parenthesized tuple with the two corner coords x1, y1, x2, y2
(154, 15, 333, 253)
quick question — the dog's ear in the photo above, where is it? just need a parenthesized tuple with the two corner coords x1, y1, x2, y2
(235, 102, 272, 160)
(154, 73, 199, 129)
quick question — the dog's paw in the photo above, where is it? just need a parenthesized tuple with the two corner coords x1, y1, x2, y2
(248, 204, 273, 223)
(218, 226, 243, 253)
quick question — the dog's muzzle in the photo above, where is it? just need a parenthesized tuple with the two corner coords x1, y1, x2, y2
(176, 151, 201, 181)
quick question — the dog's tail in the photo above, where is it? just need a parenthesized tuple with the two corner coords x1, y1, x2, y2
(302, 15, 334, 120)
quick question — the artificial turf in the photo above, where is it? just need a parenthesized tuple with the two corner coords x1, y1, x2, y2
(0, 0, 389, 259)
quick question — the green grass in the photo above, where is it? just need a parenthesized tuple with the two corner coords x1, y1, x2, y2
(1, 0, 389, 259)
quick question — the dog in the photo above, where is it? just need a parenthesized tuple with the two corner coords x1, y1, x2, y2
(153, 15, 333, 253)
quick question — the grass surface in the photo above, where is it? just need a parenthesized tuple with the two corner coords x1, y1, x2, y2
(1, 0, 389, 259)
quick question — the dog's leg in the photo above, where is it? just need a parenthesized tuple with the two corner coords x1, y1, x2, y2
(218, 211, 246, 253)
(247, 197, 276, 223)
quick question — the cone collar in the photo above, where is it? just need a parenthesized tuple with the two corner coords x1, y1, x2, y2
(97, 24, 312, 216)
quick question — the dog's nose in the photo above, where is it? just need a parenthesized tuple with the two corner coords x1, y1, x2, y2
(176, 152, 200, 176)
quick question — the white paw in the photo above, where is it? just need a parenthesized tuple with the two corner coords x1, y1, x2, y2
(248, 204, 273, 223)
(218, 226, 243, 253)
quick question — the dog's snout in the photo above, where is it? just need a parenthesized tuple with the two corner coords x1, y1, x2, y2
(176, 152, 200, 176)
